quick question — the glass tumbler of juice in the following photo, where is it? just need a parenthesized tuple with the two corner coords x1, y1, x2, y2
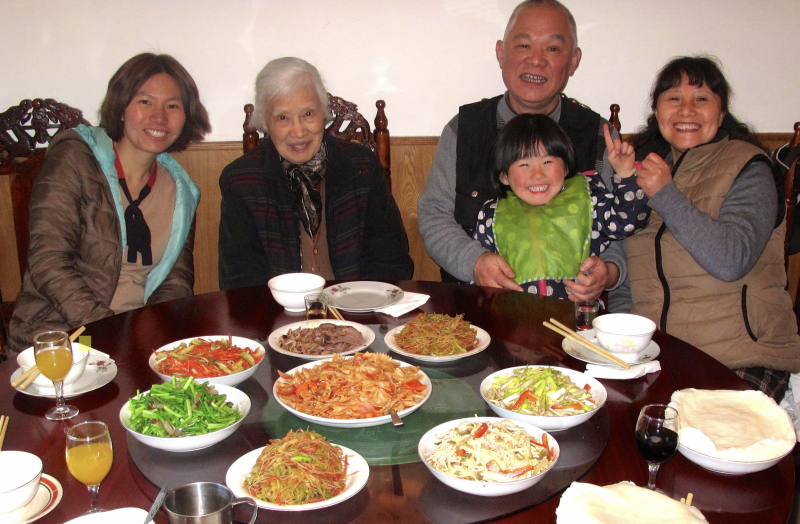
(66, 421, 113, 513)
(33, 331, 78, 420)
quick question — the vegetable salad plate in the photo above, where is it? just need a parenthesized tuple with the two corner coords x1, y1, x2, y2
(148, 336, 265, 387)
(268, 320, 376, 360)
(10, 352, 117, 399)
(274, 357, 432, 428)
(0, 474, 61, 524)
(323, 282, 404, 312)
(384, 323, 491, 362)
(561, 329, 660, 367)
(225, 445, 369, 511)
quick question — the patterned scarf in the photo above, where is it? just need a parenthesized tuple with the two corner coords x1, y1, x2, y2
(282, 142, 328, 238)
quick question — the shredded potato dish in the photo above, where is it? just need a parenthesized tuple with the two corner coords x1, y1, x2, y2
(275, 353, 427, 419)
(244, 430, 349, 505)
(427, 419, 554, 482)
(393, 313, 478, 356)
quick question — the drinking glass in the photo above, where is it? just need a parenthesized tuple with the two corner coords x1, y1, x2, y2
(574, 300, 600, 331)
(635, 404, 680, 491)
(33, 331, 78, 420)
(304, 293, 329, 320)
(66, 421, 113, 513)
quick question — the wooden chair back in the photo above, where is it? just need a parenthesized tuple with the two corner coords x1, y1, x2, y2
(0, 98, 88, 356)
(242, 94, 391, 188)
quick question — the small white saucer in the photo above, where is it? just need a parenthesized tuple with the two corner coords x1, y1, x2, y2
(0, 474, 61, 524)
(63, 507, 154, 524)
(561, 329, 660, 367)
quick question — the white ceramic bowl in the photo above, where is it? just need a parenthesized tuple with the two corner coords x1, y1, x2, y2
(480, 366, 607, 431)
(0, 451, 43, 515)
(592, 313, 656, 354)
(677, 442, 791, 475)
(17, 343, 91, 389)
(267, 273, 326, 312)
(119, 384, 251, 452)
(149, 336, 266, 387)
(418, 417, 559, 496)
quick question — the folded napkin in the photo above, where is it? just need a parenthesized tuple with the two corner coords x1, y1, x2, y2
(584, 360, 660, 380)
(377, 292, 430, 317)
(556, 481, 707, 523)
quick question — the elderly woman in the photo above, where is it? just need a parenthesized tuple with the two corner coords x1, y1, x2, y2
(611, 56, 800, 401)
(218, 57, 413, 289)
(9, 53, 211, 354)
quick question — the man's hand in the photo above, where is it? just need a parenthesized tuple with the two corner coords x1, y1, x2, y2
(637, 152, 672, 197)
(474, 252, 523, 291)
(603, 123, 636, 178)
(564, 257, 619, 301)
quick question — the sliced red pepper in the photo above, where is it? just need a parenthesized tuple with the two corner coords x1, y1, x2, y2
(485, 460, 536, 478)
(583, 384, 592, 391)
(473, 422, 488, 438)
(404, 379, 426, 392)
(456, 448, 467, 456)
(511, 390, 538, 411)
(552, 403, 582, 410)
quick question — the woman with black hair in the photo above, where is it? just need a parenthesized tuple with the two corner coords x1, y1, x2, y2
(614, 55, 800, 400)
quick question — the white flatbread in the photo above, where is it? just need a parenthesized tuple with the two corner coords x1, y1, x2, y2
(556, 481, 708, 524)
(669, 389, 796, 461)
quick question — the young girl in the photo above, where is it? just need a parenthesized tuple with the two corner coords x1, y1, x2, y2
(474, 113, 649, 298)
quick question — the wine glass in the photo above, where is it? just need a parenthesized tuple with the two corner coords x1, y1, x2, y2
(33, 330, 79, 420)
(635, 404, 680, 491)
(66, 421, 113, 513)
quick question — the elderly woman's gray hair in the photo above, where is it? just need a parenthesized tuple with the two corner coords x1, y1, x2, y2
(254, 57, 332, 133)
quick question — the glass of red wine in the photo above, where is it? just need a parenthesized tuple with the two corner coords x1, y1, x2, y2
(635, 404, 680, 491)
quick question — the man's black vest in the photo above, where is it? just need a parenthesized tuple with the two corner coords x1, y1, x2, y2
(446, 94, 604, 282)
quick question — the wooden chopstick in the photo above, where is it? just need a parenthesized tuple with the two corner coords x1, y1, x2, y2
(544, 318, 631, 369)
(682, 493, 694, 506)
(12, 326, 87, 389)
(11, 366, 39, 388)
(329, 307, 345, 321)
(0, 416, 8, 450)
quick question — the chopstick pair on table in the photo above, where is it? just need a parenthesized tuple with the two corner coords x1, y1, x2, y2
(329, 306, 345, 321)
(10, 326, 87, 390)
(543, 318, 631, 369)
(0, 415, 8, 450)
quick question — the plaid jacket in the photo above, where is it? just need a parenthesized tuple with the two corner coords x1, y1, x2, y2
(218, 135, 412, 290)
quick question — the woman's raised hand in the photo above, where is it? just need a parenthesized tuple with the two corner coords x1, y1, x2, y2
(637, 152, 673, 197)
(603, 124, 636, 178)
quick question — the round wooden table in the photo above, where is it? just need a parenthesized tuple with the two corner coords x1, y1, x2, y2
(1, 281, 794, 523)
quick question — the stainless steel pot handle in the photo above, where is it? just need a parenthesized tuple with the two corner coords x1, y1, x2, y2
(231, 497, 258, 524)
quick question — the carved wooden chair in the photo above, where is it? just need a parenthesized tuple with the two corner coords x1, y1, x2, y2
(242, 94, 391, 188)
(0, 98, 89, 357)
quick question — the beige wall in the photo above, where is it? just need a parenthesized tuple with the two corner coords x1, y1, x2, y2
(2, 0, 799, 138)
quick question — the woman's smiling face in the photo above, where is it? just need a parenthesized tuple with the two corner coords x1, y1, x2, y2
(500, 149, 567, 206)
(655, 75, 725, 157)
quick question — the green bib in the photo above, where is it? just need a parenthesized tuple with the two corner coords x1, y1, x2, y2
(494, 175, 593, 283)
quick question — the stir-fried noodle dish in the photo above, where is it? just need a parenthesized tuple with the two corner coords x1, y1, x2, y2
(427, 419, 554, 482)
(244, 430, 349, 505)
(275, 353, 427, 419)
(484, 367, 597, 417)
(393, 313, 478, 356)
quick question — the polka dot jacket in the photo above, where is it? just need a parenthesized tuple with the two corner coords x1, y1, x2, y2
(474, 171, 650, 299)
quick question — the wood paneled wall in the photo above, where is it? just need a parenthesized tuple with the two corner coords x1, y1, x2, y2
(0, 133, 794, 303)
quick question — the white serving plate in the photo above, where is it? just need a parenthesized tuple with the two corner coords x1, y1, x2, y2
(119, 384, 250, 452)
(480, 366, 607, 431)
(677, 441, 791, 475)
(274, 356, 431, 428)
(148, 336, 265, 387)
(268, 320, 375, 360)
(323, 282, 404, 312)
(384, 323, 491, 362)
(63, 507, 154, 524)
(225, 444, 369, 511)
(418, 417, 559, 497)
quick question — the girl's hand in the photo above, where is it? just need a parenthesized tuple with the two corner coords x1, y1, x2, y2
(603, 124, 636, 178)
(564, 257, 619, 301)
(637, 152, 672, 197)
